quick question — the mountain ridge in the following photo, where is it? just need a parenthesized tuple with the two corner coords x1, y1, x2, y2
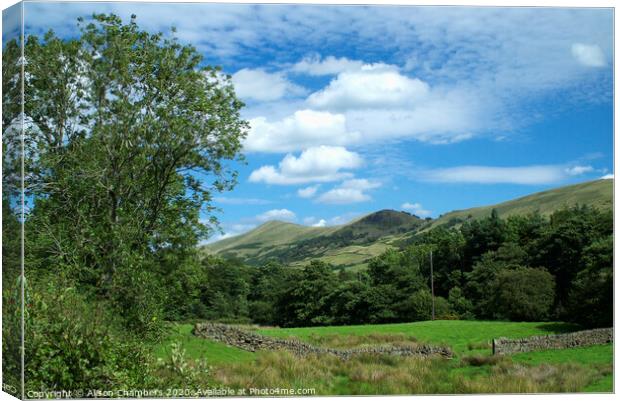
(204, 178, 613, 269)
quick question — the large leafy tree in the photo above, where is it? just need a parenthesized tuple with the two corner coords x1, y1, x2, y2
(9, 14, 247, 331)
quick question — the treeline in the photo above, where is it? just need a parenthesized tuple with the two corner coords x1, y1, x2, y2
(196, 206, 612, 329)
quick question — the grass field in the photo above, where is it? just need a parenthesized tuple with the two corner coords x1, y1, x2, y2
(155, 320, 613, 394)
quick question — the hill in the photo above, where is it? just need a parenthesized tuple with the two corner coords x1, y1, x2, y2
(429, 178, 613, 230)
(204, 179, 613, 268)
(206, 220, 338, 257)
(205, 210, 423, 268)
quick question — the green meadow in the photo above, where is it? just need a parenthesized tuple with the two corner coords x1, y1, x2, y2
(155, 320, 613, 394)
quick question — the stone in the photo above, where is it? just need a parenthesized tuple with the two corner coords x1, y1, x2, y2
(492, 328, 613, 355)
(193, 322, 453, 359)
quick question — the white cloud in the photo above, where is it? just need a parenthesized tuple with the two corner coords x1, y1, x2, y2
(421, 165, 595, 185)
(304, 214, 357, 227)
(213, 196, 272, 205)
(344, 97, 478, 145)
(339, 178, 382, 190)
(246, 66, 482, 152)
(307, 64, 430, 111)
(24, 4, 612, 157)
(565, 165, 594, 176)
(256, 208, 296, 222)
(312, 219, 327, 227)
(249, 146, 362, 185)
(316, 178, 381, 204)
(601, 174, 614, 179)
(244, 110, 360, 153)
(297, 185, 320, 198)
(291, 54, 365, 76)
(571, 43, 607, 67)
(401, 202, 432, 217)
(244, 65, 480, 153)
(232, 68, 306, 102)
(317, 188, 371, 204)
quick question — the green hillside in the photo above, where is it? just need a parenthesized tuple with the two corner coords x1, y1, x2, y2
(204, 210, 422, 268)
(205, 179, 613, 268)
(429, 178, 613, 230)
(206, 220, 338, 257)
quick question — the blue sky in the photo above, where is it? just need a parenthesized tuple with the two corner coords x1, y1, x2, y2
(10, 2, 614, 241)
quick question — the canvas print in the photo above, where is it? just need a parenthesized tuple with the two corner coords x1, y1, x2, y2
(1, 1, 614, 398)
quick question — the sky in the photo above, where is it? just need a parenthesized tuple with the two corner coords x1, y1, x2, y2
(6, 1, 614, 242)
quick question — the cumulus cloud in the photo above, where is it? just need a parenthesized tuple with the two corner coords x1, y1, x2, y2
(307, 64, 430, 111)
(291, 55, 365, 76)
(316, 178, 381, 204)
(571, 43, 607, 67)
(244, 110, 361, 153)
(256, 208, 296, 222)
(421, 164, 595, 185)
(245, 63, 482, 152)
(312, 219, 327, 227)
(232, 68, 306, 102)
(304, 214, 358, 227)
(317, 188, 370, 204)
(601, 174, 614, 179)
(297, 185, 320, 198)
(401, 202, 432, 217)
(249, 146, 363, 185)
(339, 178, 382, 191)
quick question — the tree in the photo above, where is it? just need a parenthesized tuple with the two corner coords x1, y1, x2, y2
(410, 228, 465, 297)
(464, 243, 526, 318)
(16, 14, 248, 333)
(530, 206, 612, 315)
(567, 236, 613, 328)
(248, 261, 290, 324)
(276, 261, 337, 327)
(494, 267, 555, 321)
(461, 209, 506, 269)
(448, 286, 474, 319)
(325, 280, 372, 325)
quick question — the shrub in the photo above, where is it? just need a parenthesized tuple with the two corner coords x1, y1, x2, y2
(24, 277, 154, 391)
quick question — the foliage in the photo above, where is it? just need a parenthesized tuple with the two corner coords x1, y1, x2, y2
(10, 13, 247, 338)
(494, 267, 555, 321)
(566, 236, 613, 328)
(193, 205, 611, 329)
(24, 276, 153, 391)
(276, 261, 338, 327)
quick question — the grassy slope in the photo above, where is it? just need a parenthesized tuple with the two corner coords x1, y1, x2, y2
(204, 211, 420, 268)
(430, 178, 613, 230)
(205, 179, 612, 269)
(205, 221, 338, 257)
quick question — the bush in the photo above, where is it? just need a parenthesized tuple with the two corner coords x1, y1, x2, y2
(24, 277, 154, 391)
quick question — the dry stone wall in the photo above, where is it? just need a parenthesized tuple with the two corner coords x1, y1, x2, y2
(193, 322, 453, 359)
(493, 328, 613, 355)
